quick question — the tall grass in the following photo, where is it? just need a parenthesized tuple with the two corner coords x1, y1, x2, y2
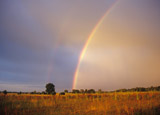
(0, 92, 160, 115)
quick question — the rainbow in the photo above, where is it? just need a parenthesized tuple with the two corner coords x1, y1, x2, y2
(72, 0, 119, 89)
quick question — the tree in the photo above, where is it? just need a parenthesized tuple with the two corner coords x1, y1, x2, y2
(72, 89, 80, 93)
(64, 90, 68, 93)
(98, 89, 103, 93)
(80, 89, 85, 93)
(42, 91, 47, 94)
(3, 90, 7, 95)
(45, 83, 56, 95)
(84, 89, 88, 93)
(18, 91, 22, 95)
(87, 89, 95, 93)
(60, 92, 65, 95)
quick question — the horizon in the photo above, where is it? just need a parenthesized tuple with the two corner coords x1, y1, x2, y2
(1, 84, 159, 93)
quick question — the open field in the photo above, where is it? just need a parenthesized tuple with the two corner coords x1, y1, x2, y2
(0, 92, 160, 115)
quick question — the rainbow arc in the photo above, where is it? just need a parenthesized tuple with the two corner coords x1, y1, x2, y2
(72, 0, 119, 89)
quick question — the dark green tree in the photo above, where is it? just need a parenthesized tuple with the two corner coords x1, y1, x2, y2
(3, 90, 7, 95)
(60, 92, 65, 95)
(64, 90, 68, 93)
(84, 89, 88, 93)
(45, 83, 56, 95)
(42, 91, 47, 94)
(80, 89, 85, 93)
(72, 89, 80, 93)
(98, 89, 103, 93)
(87, 89, 95, 93)
(18, 91, 22, 95)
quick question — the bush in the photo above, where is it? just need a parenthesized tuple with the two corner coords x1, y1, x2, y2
(60, 92, 65, 95)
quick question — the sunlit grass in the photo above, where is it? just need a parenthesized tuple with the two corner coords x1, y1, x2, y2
(0, 92, 160, 115)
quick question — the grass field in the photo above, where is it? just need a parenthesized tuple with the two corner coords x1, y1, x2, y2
(0, 92, 160, 115)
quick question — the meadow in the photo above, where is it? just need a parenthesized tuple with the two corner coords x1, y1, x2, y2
(0, 92, 160, 115)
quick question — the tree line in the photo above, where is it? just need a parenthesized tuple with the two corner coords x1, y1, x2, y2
(71, 86, 160, 94)
(115, 86, 160, 92)
(1, 83, 160, 95)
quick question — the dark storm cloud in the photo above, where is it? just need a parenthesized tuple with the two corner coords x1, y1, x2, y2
(1, 0, 159, 92)
(0, 0, 114, 92)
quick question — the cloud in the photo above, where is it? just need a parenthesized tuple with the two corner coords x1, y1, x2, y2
(1, 0, 160, 92)
(75, 0, 160, 90)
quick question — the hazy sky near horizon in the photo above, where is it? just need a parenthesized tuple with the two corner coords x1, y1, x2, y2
(0, 0, 160, 92)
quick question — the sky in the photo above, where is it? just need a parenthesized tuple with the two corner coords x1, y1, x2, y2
(0, 0, 160, 92)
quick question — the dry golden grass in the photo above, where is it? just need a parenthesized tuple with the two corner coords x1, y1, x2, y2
(0, 92, 160, 115)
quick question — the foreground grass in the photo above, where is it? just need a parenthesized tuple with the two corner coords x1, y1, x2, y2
(0, 92, 160, 115)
